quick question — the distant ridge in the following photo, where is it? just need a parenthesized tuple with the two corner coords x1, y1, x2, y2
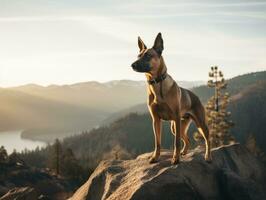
(6, 79, 205, 89)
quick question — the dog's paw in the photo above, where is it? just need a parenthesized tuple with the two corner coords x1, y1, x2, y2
(149, 156, 159, 164)
(180, 151, 187, 157)
(204, 155, 212, 163)
(171, 157, 179, 165)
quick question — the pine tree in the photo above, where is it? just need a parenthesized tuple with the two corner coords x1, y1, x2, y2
(61, 148, 83, 180)
(49, 139, 62, 175)
(206, 66, 235, 148)
(0, 146, 8, 163)
(9, 149, 23, 165)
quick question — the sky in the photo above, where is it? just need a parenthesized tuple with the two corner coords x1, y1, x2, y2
(0, 0, 266, 87)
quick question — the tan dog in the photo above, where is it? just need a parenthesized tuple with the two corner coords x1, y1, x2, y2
(131, 33, 211, 164)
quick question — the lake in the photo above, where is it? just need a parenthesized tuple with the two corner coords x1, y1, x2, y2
(0, 130, 46, 154)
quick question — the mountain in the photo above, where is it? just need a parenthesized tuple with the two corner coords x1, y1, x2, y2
(9, 80, 146, 113)
(10, 80, 204, 113)
(0, 89, 107, 141)
(0, 80, 203, 142)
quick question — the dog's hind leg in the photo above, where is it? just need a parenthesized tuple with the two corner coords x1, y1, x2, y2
(180, 117, 192, 156)
(190, 106, 212, 162)
(170, 120, 175, 136)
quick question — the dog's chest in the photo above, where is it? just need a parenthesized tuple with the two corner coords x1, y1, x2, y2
(152, 102, 174, 121)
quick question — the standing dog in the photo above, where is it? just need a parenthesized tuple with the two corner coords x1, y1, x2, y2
(131, 33, 211, 164)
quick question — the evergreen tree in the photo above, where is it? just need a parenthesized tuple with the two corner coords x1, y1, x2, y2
(0, 146, 8, 163)
(206, 66, 235, 147)
(9, 149, 23, 165)
(61, 148, 83, 180)
(50, 139, 62, 175)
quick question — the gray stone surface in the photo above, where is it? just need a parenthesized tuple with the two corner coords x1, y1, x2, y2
(71, 144, 266, 200)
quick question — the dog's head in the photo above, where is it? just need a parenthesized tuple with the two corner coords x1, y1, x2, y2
(131, 33, 164, 74)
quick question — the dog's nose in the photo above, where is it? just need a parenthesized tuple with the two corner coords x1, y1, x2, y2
(131, 63, 137, 69)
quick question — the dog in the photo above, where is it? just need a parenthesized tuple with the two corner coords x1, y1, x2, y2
(131, 33, 211, 164)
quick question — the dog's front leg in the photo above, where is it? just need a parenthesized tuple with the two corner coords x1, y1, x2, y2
(172, 117, 181, 165)
(149, 117, 162, 163)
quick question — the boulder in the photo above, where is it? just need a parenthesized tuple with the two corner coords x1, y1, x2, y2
(70, 144, 266, 200)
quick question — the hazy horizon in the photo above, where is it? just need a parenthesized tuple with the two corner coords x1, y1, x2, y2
(2, 78, 206, 88)
(1, 69, 263, 88)
(1, 0, 266, 87)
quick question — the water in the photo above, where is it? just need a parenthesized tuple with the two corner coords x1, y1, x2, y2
(0, 130, 46, 154)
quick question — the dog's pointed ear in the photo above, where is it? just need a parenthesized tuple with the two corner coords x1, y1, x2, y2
(153, 32, 164, 56)
(138, 36, 147, 52)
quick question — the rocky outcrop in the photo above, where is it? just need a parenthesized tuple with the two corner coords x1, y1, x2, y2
(70, 144, 266, 200)
(0, 162, 72, 199)
(0, 187, 45, 200)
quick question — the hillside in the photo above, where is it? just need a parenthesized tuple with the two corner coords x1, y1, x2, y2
(100, 103, 147, 126)
(0, 89, 107, 141)
(229, 81, 266, 152)
(101, 71, 266, 126)
(193, 71, 266, 103)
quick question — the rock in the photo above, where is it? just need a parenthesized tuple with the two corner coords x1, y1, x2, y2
(70, 144, 266, 200)
(0, 162, 73, 199)
(0, 187, 41, 200)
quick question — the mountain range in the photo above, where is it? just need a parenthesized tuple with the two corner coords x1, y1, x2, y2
(1, 71, 265, 143)
(0, 80, 204, 141)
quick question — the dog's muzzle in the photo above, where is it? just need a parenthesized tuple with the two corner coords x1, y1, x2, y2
(131, 62, 151, 73)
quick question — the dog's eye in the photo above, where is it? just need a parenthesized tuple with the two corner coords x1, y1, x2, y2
(145, 54, 152, 59)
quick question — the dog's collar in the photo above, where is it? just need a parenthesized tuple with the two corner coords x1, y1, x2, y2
(147, 71, 167, 85)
